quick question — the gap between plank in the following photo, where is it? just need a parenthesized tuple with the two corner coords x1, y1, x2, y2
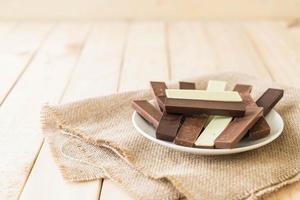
(0, 23, 57, 105)
(116, 22, 130, 92)
(165, 22, 172, 81)
(17, 23, 92, 199)
(57, 24, 93, 103)
(242, 26, 276, 81)
(17, 140, 45, 199)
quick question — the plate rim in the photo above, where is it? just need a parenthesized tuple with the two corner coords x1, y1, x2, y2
(132, 110, 284, 155)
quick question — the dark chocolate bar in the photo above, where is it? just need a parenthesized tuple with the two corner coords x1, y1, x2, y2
(132, 100, 162, 128)
(174, 115, 207, 147)
(150, 82, 167, 111)
(156, 112, 183, 141)
(248, 88, 284, 139)
(256, 88, 284, 116)
(156, 81, 196, 142)
(248, 117, 270, 140)
(165, 98, 246, 117)
(179, 82, 196, 90)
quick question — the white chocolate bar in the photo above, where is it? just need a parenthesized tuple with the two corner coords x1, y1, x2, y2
(195, 80, 233, 148)
(165, 89, 242, 102)
(195, 116, 232, 147)
(207, 80, 226, 91)
(204, 80, 227, 126)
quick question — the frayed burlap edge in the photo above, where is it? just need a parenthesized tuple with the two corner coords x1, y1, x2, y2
(41, 104, 183, 200)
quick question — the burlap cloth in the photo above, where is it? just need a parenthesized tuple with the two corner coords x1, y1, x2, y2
(42, 72, 300, 200)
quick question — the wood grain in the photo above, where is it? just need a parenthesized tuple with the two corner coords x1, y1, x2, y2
(245, 21, 300, 86)
(168, 21, 216, 80)
(100, 21, 169, 200)
(205, 21, 272, 79)
(118, 21, 169, 91)
(0, 23, 89, 200)
(20, 22, 128, 200)
(0, 22, 53, 104)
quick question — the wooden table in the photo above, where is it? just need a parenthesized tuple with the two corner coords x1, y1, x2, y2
(1, 20, 300, 200)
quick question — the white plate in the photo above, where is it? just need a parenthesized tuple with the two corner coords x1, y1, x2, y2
(132, 109, 284, 155)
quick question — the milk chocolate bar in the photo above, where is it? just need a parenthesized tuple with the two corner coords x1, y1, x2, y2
(150, 81, 167, 111)
(248, 88, 284, 139)
(179, 82, 196, 90)
(132, 100, 162, 128)
(233, 85, 271, 140)
(214, 85, 263, 148)
(156, 112, 183, 141)
(174, 116, 207, 147)
(214, 106, 263, 148)
(165, 98, 246, 117)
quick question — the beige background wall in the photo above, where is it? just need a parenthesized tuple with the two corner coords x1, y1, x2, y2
(0, 0, 299, 20)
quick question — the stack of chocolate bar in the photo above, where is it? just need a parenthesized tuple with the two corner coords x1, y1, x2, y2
(132, 80, 284, 149)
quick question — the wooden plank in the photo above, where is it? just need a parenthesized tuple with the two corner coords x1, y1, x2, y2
(168, 21, 216, 80)
(204, 21, 272, 79)
(100, 21, 169, 200)
(20, 143, 102, 200)
(0, 22, 53, 104)
(63, 22, 128, 102)
(118, 21, 169, 91)
(252, 21, 300, 200)
(245, 21, 300, 86)
(0, 23, 89, 200)
(20, 22, 128, 200)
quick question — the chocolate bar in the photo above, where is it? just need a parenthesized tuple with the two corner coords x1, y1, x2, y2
(132, 100, 162, 128)
(233, 84, 255, 105)
(233, 85, 270, 140)
(150, 81, 167, 111)
(165, 98, 246, 117)
(156, 81, 196, 142)
(174, 116, 207, 147)
(248, 117, 270, 140)
(214, 85, 263, 148)
(179, 82, 196, 90)
(256, 88, 284, 116)
(214, 106, 263, 148)
(156, 112, 183, 141)
(166, 89, 242, 102)
(206, 80, 226, 91)
(248, 88, 284, 139)
(232, 84, 252, 94)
